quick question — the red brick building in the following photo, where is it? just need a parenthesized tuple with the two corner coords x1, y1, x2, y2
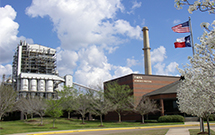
(104, 73, 180, 121)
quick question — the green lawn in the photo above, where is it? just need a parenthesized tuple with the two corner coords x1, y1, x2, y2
(0, 118, 183, 135)
(189, 129, 215, 135)
(107, 129, 168, 135)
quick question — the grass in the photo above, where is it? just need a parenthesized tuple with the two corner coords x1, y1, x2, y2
(107, 129, 168, 135)
(0, 118, 183, 135)
(189, 129, 215, 135)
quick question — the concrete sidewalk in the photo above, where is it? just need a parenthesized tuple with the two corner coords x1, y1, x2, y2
(165, 122, 215, 135)
(165, 122, 198, 135)
(165, 128, 190, 135)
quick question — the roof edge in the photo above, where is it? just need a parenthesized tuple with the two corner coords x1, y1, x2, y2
(104, 73, 180, 83)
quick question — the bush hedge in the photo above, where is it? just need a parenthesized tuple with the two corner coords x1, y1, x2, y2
(203, 114, 215, 121)
(158, 115, 184, 122)
(144, 120, 158, 123)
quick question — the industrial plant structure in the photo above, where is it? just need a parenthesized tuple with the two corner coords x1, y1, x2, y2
(12, 40, 73, 99)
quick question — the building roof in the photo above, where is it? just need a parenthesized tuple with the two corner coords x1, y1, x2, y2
(21, 73, 65, 81)
(143, 80, 181, 96)
(28, 44, 56, 54)
(104, 73, 180, 84)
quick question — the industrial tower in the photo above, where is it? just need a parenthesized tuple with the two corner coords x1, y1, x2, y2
(142, 26, 152, 75)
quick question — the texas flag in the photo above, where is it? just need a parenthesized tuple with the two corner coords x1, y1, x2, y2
(174, 35, 191, 48)
(172, 21, 190, 33)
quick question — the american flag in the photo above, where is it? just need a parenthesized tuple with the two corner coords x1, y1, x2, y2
(171, 21, 190, 33)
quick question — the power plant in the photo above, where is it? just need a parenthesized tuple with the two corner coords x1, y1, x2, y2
(12, 40, 73, 99)
(0, 26, 182, 121)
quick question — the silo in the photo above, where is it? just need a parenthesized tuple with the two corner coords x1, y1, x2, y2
(65, 75, 73, 87)
(30, 79, 37, 91)
(38, 80, 45, 92)
(21, 79, 28, 91)
(46, 80, 53, 92)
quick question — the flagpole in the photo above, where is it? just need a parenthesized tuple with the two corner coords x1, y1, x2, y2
(190, 16, 204, 132)
(189, 17, 195, 55)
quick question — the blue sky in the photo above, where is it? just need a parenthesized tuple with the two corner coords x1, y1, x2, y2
(0, 0, 213, 86)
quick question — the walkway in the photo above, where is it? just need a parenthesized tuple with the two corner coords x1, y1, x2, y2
(165, 122, 215, 135)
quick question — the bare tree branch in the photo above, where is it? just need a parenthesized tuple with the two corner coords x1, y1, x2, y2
(0, 85, 17, 120)
(135, 97, 160, 124)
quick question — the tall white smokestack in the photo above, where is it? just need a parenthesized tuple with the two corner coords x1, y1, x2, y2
(142, 26, 152, 75)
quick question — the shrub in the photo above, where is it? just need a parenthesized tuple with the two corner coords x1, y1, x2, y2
(158, 115, 184, 122)
(158, 116, 171, 122)
(211, 114, 215, 121)
(203, 114, 215, 121)
(144, 120, 158, 123)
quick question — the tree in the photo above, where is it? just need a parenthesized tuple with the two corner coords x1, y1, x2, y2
(104, 81, 133, 122)
(135, 97, 160, 124)
(174, 1, 215, 134)
(175, 0, 215, 14)
(57, 86, 78, 119)
(74, 93, 91, 124)
(28, 97, 47, 125)
(45, 99, 63, 128)
(14, 98, 32, 120)
(0, 85, 17, 120)
(177, 22, 215, 135)
(88, 85, 112, 126)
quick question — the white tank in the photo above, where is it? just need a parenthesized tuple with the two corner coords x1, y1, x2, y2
(38, 80, 45, 92)
(21, 79, 28, 91)
(30, 79, 37, 91)
(46, 80, 53, 92)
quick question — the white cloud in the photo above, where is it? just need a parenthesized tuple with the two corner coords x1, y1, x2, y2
(141, 19, 145, 26)
(73, 45, 137, 86)
(114, 20, 142, 39)
(78, 45, 107, 68)
(173, 19, 181, 24)
(26, 0, 141, 86)
(26, 0, 141, 51)
(74, 45, 112, 86)
(0, 5, 32, 78)
(166, 62, 178, 73)
(56, 47, 79, 76)
(104, 45, 119, 54)
(113, 66, 135, 79)
(153, 62, 178, 75)
(131, 1, 142, 9)
(127, 1, 142, 14)
(75, 65, 112, 86)
(151, 46, 178, 75)
(0, 5, 19, 64)
(151, 46, 167, 64)
(0, 64, 12, 76)
(127, 57, 138, 67)
(153, 63, 165, 75)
